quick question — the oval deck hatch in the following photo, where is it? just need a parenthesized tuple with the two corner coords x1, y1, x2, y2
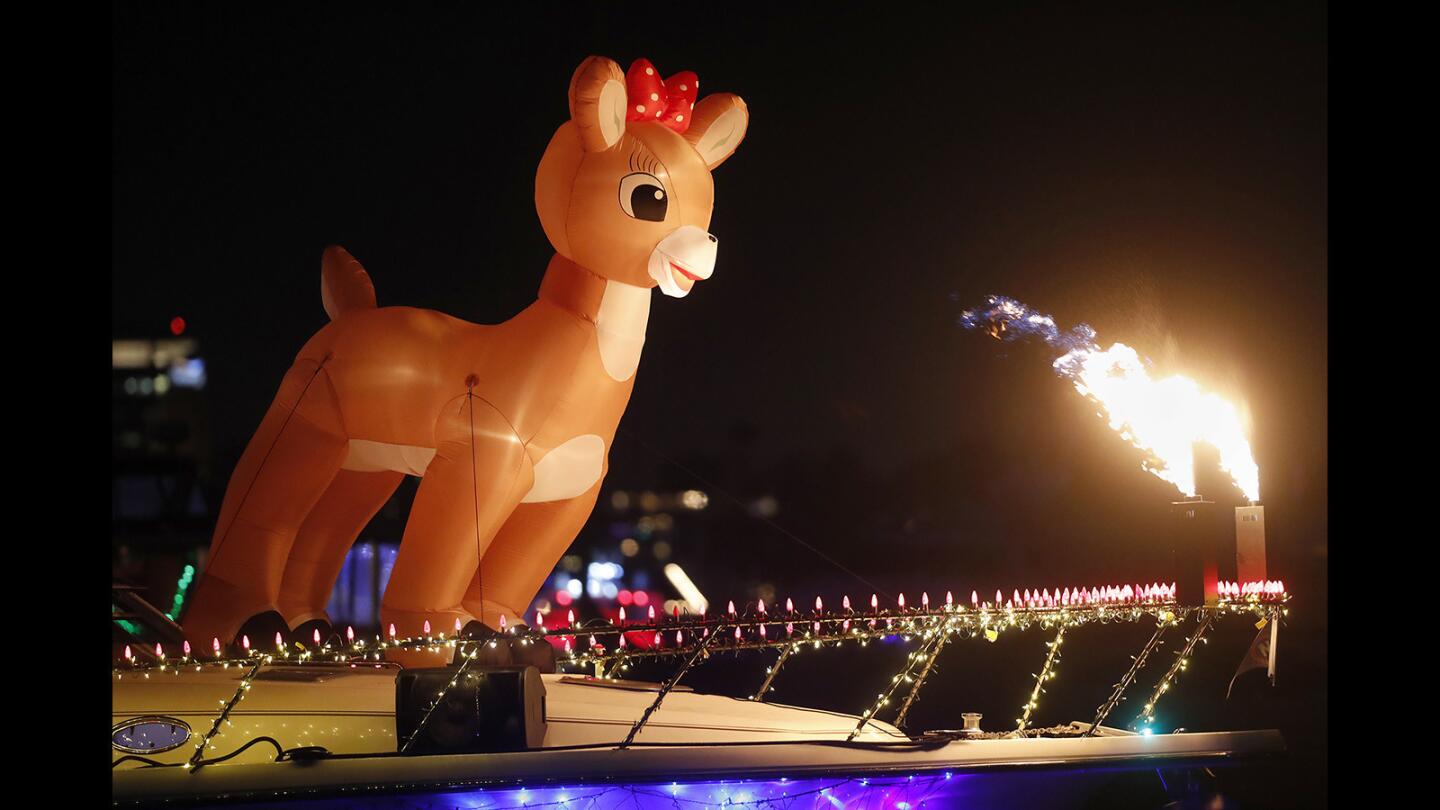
(112, 716, 191, 754)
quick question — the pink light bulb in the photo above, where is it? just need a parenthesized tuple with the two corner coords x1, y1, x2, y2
(786, 597, 795, 613)
(183, 641, 191, 657)
(946, 591, 954, 607)
(346, 626, 355, 642)
(898, 593, 906, 609)
(213, 637, 221, 654)
(922, 592, 930, 609)
(388, 623, 396, 639)
(971, 590, 979, 606)
(727, 600, 736, 616)
(843, 595, 852, 611)
(155, 642, 164, 658)
(758, 598, 767, 614)
(871, 594, 879, 610)
(423, 620, 432, 635)
(124, 645, 132, 661)
(619, 606, 627, 622)
(242, 634, 251, 650)
(275, 632, 284, 648)
(313, 628, 322, 645)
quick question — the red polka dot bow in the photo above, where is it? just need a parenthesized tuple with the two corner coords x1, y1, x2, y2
(625, 58, 699, 133)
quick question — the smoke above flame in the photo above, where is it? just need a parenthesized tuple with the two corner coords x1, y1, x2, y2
(960, 295, 1259, 502)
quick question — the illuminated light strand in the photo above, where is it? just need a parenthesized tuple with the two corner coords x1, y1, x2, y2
(1017, 626, 1066, 732)
(749, 641, 797, 702)
(619, 621, 726, 749)
(1083, 611, 1183, 737)
(112, 597, 1286, 678)
(400, 640, 479, 754)
(892, 616, 957, 729)
(106, 604, 1198, 677)
(848, 615, 953, 741)
(187, 655, 268, 770)
(231, 775, 957, 809)
(114, 603, 1287, 747)
(1134, 612, 1216, 730)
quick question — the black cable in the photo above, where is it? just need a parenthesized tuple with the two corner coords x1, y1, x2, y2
(116, 736, 293, 773)
(117, 731, 946, 772)
(191, 735, 286, 770)
(277, 735, 945, 762)
(112, 755, 169, 769)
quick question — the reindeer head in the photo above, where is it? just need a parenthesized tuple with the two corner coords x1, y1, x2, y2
(536, 56, 749, 298)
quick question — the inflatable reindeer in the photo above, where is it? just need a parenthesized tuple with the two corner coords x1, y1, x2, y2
(182, 56, 748, 648)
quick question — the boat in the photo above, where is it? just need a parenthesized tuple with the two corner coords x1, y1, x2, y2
(113, 593, 1288, 808)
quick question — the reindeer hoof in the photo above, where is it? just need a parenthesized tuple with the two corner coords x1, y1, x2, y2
(292, 618, 337, 649)
(233, 610, 292, 653)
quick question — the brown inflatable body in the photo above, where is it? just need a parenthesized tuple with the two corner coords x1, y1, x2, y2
(181, 56, 749, 649)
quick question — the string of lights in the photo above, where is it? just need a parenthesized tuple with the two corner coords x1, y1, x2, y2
(187, 656, 267, 770)
(848, 616, 951, 740)
(891, 620, 956, 729)
(749, 641, 796, 702)
(399, 642, 479, 754)
(1017, 626, 1066, 732)
(113, 598, 1287, 679)
(1133, 612, 1215, 731)
(1083, 612, 1181, 737)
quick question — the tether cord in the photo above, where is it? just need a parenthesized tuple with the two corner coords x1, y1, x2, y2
(616, 426, 888, 599)
(466, 384, 484, 628)
(207, 357, 329, 573)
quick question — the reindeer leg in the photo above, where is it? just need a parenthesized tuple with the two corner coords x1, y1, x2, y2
(380, 393, 533, 639)
(466, 476, 605, 628)
(183, 358, 348, 648)
(277, 468, 404, 634)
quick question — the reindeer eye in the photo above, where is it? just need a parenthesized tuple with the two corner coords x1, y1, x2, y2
(618, 172, 668, 222)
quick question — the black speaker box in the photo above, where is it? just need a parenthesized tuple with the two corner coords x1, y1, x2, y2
(395, 665, 546, 754)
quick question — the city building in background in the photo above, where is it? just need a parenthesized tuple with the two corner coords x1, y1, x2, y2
(112, 328, 214, 638)
(112, 323, 776, 640)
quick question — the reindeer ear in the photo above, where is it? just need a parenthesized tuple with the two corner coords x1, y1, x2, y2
(684, 94, 749, 170)
(568, 56, 628, 152)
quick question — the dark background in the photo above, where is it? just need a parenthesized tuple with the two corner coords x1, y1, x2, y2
(113, 2, 1326, 806)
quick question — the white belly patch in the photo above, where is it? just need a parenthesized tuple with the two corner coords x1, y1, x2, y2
(341, 439, 436, 476)
(522, 434, 606, 503)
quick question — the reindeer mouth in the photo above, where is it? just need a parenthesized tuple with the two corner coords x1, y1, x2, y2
(668, 260, 702, 282)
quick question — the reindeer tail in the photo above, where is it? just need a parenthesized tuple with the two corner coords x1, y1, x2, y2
(320, 245, 377, 321)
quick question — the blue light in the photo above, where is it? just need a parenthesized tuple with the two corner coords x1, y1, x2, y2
(169, 358, 206, 389)
(312, 774, 985, 808)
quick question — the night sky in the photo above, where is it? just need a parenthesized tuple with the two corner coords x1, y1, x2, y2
(114, 2, 1326, 803)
